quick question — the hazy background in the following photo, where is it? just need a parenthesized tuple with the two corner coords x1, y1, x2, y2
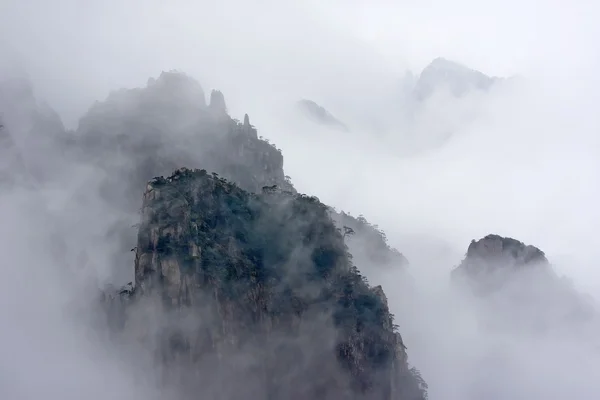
(1, 0, 600, 399)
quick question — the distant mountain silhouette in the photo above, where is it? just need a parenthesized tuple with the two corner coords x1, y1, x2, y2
(412, 58, 501, 101)
(296, 99, 349, 131)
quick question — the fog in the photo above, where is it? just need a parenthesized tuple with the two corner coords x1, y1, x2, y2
(1, 0, 600, 399)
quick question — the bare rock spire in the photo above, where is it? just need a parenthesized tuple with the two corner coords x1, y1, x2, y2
(208, 89, 227, 113)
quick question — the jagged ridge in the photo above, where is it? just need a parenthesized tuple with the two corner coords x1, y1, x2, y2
(65, 70, 404, 282)
(71, 70, 293, 212)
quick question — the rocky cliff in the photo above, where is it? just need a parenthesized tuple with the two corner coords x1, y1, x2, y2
(59, 71, 296, 281)
(452, 234, 548, 282)
(452, 234, 596, 335)
(63, 71, 403, 281)
(451, 234, 553, 298)
(113, 168, 426, 400)
(209, 89, 228, 114)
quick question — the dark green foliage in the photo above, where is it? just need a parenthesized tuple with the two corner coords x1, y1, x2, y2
(135, 169, 426, 398)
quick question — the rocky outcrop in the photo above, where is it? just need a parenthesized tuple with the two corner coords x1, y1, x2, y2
(208, 89, 227, 114)
(119, 168, 427, 400)
(297, 99, 349, 132)
(451, 234, 551, 294)
(452, 234, 596, 335)
(453, 234, 548, 279)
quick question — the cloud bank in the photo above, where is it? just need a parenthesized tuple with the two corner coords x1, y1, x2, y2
(1, 0, 600, 398)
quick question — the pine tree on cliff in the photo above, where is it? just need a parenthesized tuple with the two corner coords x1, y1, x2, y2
(110, 168, 428, 400)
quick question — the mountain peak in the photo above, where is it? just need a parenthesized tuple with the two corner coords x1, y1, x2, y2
(208, 89, 227, 113)
(142, 70, 207, 108)
(413, 57, 498, 100)
(467, 234, 547, 265)
(117, 169, 428, 399)
(428, 57, 468, 70)
(456, 234, 548, 276)
(451, 234, 550, 295)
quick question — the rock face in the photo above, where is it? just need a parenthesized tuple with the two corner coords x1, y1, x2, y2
(297, 99, 349, 132)
(452, 234, 596, 334)
(453, 234, 548, 279)
(208, 89, 227, 114)
(451, 234, 552, 295)
(120, 168, 427, 400)
(413, 58, 499, 101)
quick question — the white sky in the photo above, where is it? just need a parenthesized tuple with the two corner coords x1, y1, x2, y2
(2, 0, 598, 124)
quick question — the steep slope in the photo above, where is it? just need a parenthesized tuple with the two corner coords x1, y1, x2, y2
(113, 168, 427, 400)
